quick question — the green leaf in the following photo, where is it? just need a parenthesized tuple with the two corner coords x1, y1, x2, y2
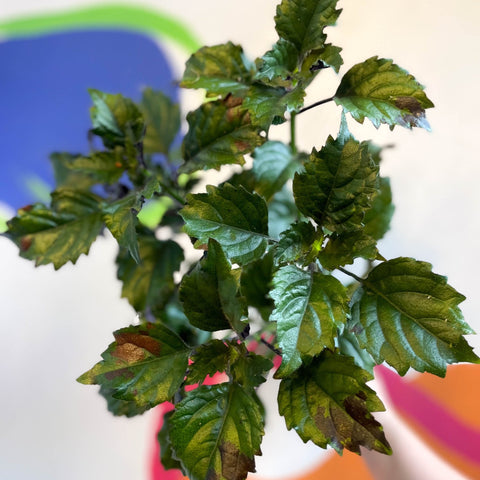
(186, 339, 231, 385)
(181, 42, 253, 96)
(180, 239, 248, 333)
(275, 0, 342, 62)
(170, 383, 264, 480)
(278, 350, 391, 455)
(116, 232, 184, 314)
(49, 152, 97, 190)
(180, 184, 269, 265)
(251, 141, 300, 201)
(89, 89, 145, 147)
(349, 257, 479, 376)
(181, 99, 265, 174)
(229, 344, 273, 389)
(318, 231, 379, 271)
(334, 57, 434, 129)
(77, 323, 190, 411)
(4, 189, 103, 269)
(363, 177, 394, 240)
(274, 221, 318, 265)
(99, 384, 150, 417)
(140, 88, 180, 154)
(293, 120, 378, 233)
(243, 84, 305, 130)
(254, 39, 299, 87)
(267, 184, 301, 240)
(303, 43, 343, 74)
(240, 250, 274, 320)
(337, 329, 376, 374)
(270, 265, 349, 377)
(158, 410, 184, 472)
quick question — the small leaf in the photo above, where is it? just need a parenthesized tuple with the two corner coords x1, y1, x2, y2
(180, 239, 248, 333)
(303, 43, 343, 74)
(274, 221, 317, 265)
(186, 339, 231, 385)
(181, 42, 253, 97)
(318, 231, 379, 271)
(334, 57, 434, 129)
(116, 231, 184, 314)
(349, 257, 479, 376)
(99, 384, 150, 417)
(278, 350, 391, 455)
(337, 329, 376, 374)
(293, 121, 378, 233)
(251, 141, 300, 201)
(229, 344, 274, 389)
(4, 189, 103, 269)
(243, 84, 305, 130)
(140, 88, 180, 155)
(89, 89, 145, 147)
(181, 99, 265, 174)
(170, 383, 264, 480)
(77, 323, 190, 411)
(275, 0, 342, 63)
(270, 265, 349, 377)
(180, 183, 269, 265)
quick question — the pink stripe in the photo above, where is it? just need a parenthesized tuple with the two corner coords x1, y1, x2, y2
(376, 365, 480, 466)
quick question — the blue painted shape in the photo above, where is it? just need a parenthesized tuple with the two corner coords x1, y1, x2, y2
(0, 30, 176, 208)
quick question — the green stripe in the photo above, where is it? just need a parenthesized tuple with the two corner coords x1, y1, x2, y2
(0, 4, 200, 53)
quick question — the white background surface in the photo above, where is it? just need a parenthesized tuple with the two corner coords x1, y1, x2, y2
(1, 1, 479, 479)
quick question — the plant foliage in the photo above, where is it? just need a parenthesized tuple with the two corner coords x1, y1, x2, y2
(3, 1, 478, 479)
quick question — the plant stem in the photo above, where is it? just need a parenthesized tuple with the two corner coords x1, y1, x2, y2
(337, 266, 364, 283)
(290, 111, 297, 154)
(159, 181, 184, 204)
(298, 96, 335, 115)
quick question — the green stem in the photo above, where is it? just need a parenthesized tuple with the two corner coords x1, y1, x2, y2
(158, 181, 184, 204)
(290, 111, 297, 155)
(337, 266, 364, 283)
(298, 96, 335, 115)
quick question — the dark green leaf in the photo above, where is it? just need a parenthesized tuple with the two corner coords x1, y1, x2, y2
(180, 239, 248, 333)
(170, 383, 264, 480)
(251, 141, 300, 201)
(318, 231, 379, 271)
(274, 221, 318, 265)
(186, 339, 231, 385)
(89, 89, 145, 147)
(229, 344, 273, 389)
(180, 184, 269, 265)
(337, 329, 376, 374)
(293, 120, 378, 233)
(303, 43, 343, 74)
(158, 410, 184, 472)
(181, 42, 253, 97)
(181, 99, 265, 174)
(349, 257, 479, 376)
(334, 57, 434, 129)
(278, 350, 391, 455)
(77, 323, 190, 411)
(4, 189, 103, 269)
(140, 88, 180, 154)
(116, 232, 184, 314)
(270, 265, 349, 377)
(363, 177, 394, 240)
(240, 250, 274, 320)
(275, 0, 342, 62)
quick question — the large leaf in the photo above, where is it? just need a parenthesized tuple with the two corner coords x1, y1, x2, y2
(180, 239, 248, 333)
(89, 89, 145, 147)
(77, 323, 190, 411)
(181, 99, 265, 174)
(278, 350, 391, 455)
(170, 383, 264, 480)
(116, 232, 184, 314)
(335, 57, 434, 129)
(275, 0, 342, 62)
(180, 183, 269, 265)
(140, 88, 180, 155)
(293, 120, 378, 233)
(349, 257, 479, 376)
(4, 189, 103, 269)
(251, 141, 300, 201)
(181, 42, 253, 97)
(270, 265, 349, 377)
